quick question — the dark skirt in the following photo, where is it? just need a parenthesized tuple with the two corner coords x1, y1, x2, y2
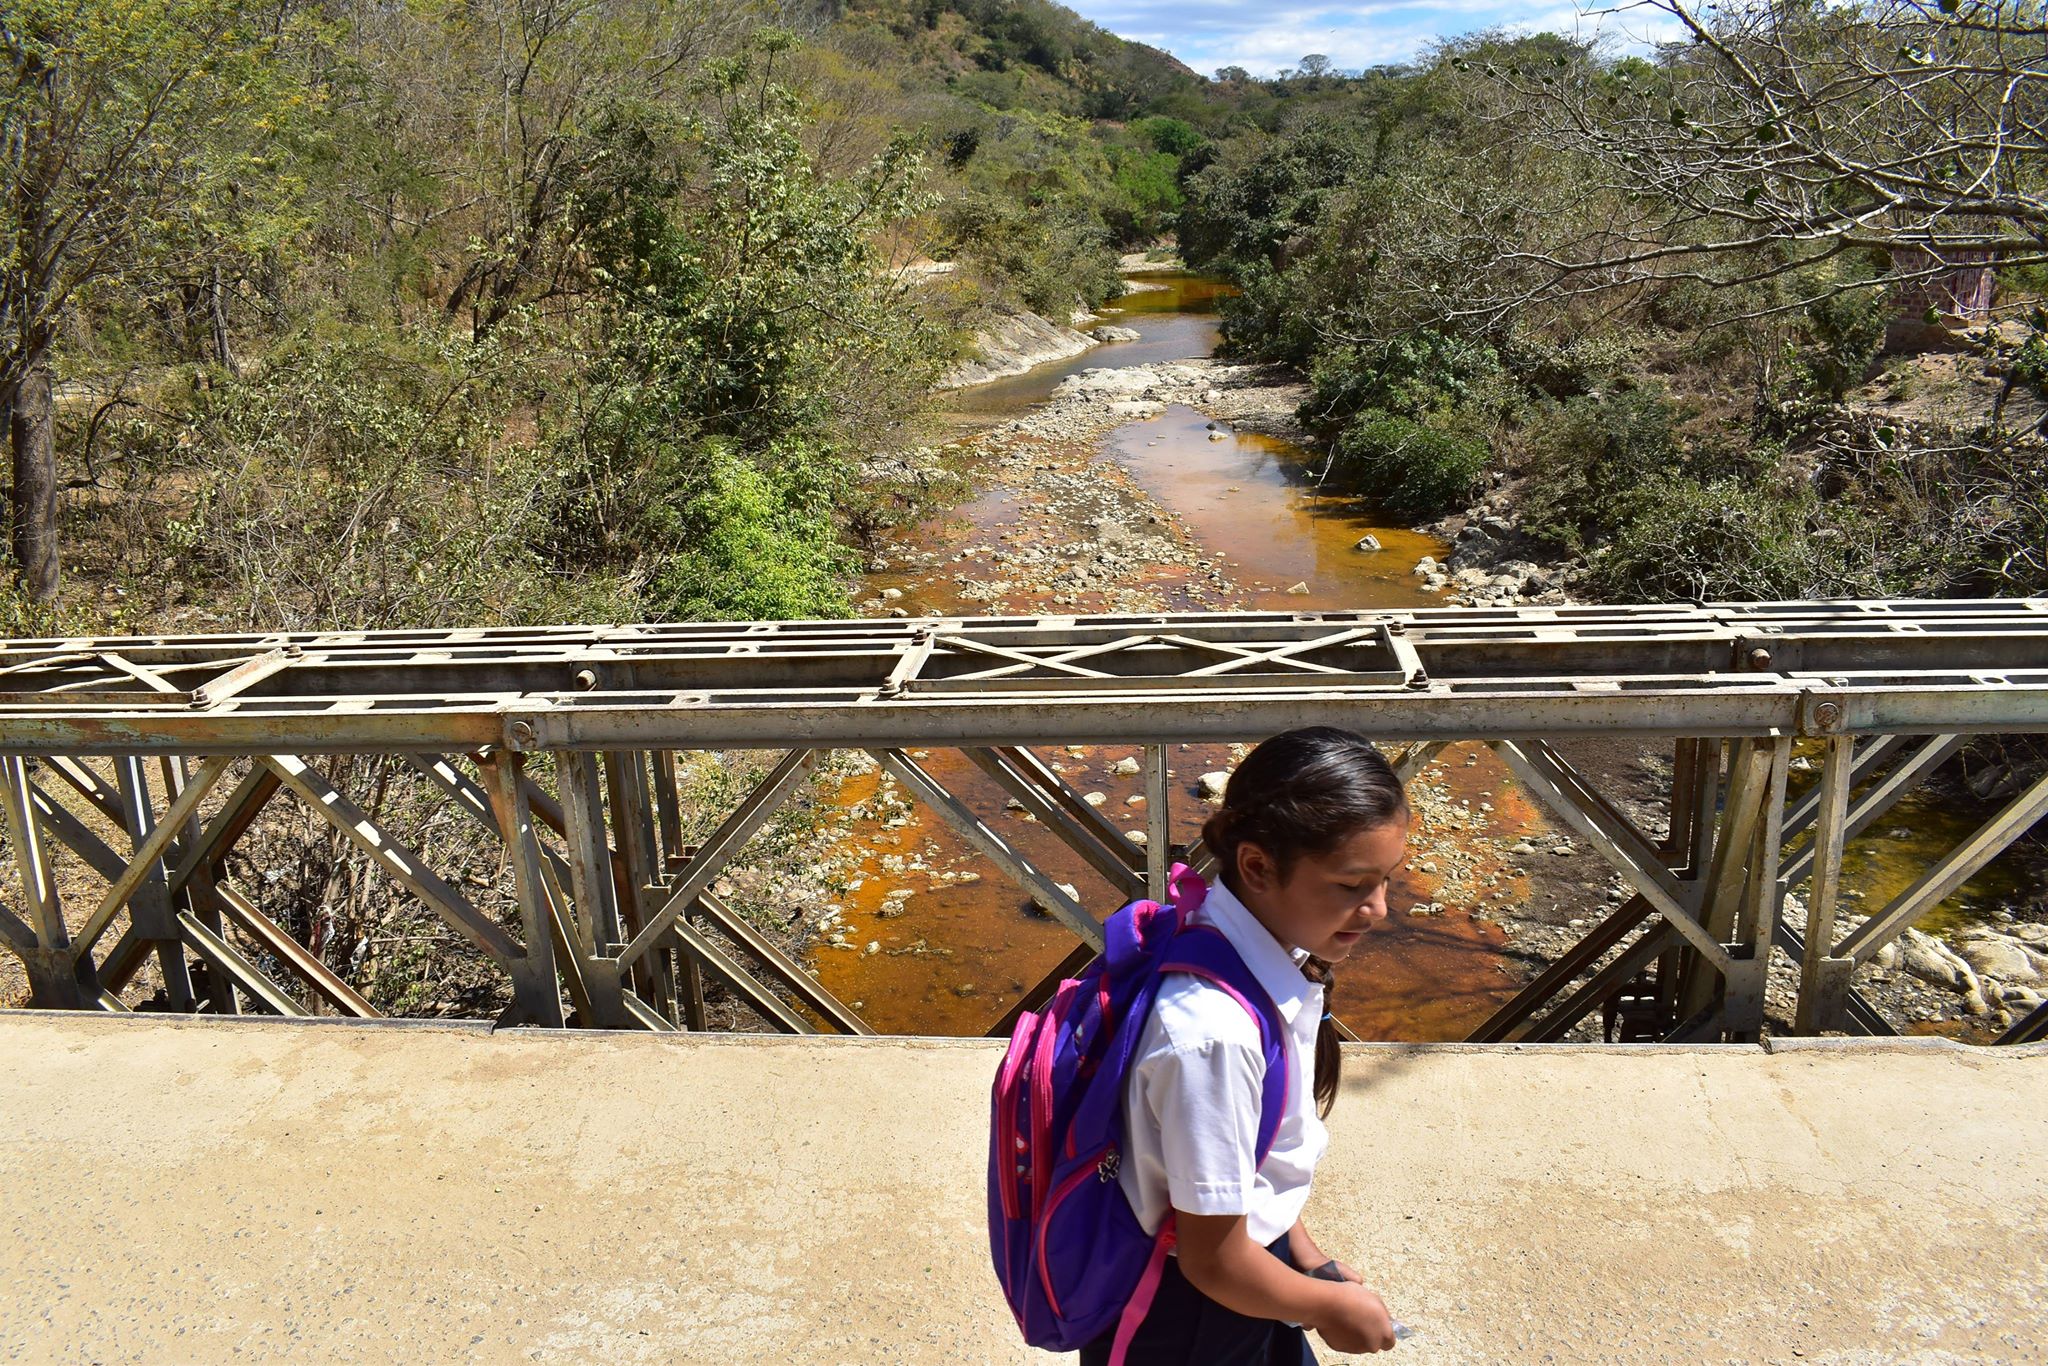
(1078, 1235, 1319, 1366)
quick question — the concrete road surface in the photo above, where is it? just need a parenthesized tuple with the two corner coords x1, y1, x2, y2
(2, 1013, 2043, 1364)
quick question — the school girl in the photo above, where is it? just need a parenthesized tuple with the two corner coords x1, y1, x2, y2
(1083, 726, 1409, 1364)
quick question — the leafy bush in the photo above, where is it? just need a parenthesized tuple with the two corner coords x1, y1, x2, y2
(1303, 332, 1504, 429)
(557, 54, 943, 619)
(1802, 282, 1888, 401)
(1519, 387, 1701, 553)
(1132, 115, 1204, 157)
(938, 189, 1121, 315)
(1586, 477, 1882, 602)
(1106, 147, 1183, 240)
(645, 447, 853, 621)
(1326, 408, 1490, 519)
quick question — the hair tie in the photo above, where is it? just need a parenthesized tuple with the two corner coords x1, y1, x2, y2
(1321, 1011, 1334, 1021)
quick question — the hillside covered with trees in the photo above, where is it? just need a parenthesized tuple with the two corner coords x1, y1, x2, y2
(0, 0, 1211, 632)
(4, 0, 2044, 639)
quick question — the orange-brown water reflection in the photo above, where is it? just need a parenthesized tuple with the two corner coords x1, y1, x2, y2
(812, 743, 1536, 1040)
(820, 277, 1555, 1038)
(1101, 406, 1448, 612)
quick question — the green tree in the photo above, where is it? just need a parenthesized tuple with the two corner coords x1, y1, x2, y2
(1, 0, 313, 599)
(557, 35, 945, 619)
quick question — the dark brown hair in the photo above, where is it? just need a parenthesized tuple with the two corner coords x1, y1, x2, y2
(1199, 726, 1408, 1118)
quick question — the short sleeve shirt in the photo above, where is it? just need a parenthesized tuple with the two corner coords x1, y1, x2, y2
(1115, 880, 1329, 1247)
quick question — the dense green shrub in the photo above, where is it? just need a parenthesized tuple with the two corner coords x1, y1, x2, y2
(1802, 283, 1889, 401)
(1132, 115, 1204, 157)
(1106, 147, 1183, 240)
(1519, 387, 1701, 553)
(1326, 408, 1490, 520)
(645, 447, 854, 621)
(1586, 477, 1882, 602)
(557, 56, 942, 620)
(1303, 332, 1505, 429)
(938, 189, 1121, 315)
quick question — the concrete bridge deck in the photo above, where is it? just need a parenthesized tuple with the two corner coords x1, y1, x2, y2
(2, 1013, 2043, 1364)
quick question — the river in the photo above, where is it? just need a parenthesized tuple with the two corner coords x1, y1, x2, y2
(801, 271, 2037, 1041)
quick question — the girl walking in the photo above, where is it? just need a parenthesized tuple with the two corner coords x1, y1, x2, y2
(1085, 726, 1408, 1363)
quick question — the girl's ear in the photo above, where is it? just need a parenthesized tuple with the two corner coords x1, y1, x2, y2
(1235, 840, 1280, 896)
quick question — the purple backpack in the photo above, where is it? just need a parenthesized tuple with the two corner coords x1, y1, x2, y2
(988, 864, 1288, 1363)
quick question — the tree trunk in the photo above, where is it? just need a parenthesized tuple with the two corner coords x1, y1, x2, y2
(209, 263, 238, 377)
(9, 351, 59, 601)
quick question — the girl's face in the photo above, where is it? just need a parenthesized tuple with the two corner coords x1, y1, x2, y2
(1234, 815, 1411, 963)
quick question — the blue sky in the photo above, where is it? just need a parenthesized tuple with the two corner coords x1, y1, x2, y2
(1061, 2, 1683, 77)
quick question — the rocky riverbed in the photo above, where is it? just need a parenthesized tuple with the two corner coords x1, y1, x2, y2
(846, 335, 2047, 1042)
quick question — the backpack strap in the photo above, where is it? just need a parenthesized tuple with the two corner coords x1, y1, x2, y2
(1159, 926, 1291, 1167)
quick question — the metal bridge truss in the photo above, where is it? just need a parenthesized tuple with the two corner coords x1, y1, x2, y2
(0, 600, 2044, 1044)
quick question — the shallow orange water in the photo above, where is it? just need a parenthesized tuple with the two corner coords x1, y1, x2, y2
(1101, 406, 1448, 613)
(811, 742, 1537, 1039)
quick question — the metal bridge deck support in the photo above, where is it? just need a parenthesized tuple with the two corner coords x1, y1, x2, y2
(0, 600, 2043, 1042)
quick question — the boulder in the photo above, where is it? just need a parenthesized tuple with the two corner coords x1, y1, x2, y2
(1199, 771, 1231, 802)
(1286, 581, 1310, 595)
(1896, 928, 1976, 994)
(1956, 932, 2044, 985)
(1354, 535, 1383, 553)
(1966, 764, 2024, 801)
(1091, 325, 1141, 342)
(1110, 756, 1141, 777)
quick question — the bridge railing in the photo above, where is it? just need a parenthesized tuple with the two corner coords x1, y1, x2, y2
(1, 601, 2044, 1043)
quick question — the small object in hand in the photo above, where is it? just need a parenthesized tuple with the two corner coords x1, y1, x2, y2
(1308, 1261, 1412, 1341)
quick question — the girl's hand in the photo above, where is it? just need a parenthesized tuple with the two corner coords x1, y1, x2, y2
(1315, 1283, 1397, 1354)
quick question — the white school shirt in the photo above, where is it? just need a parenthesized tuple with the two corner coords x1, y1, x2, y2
(1116, 879, 1330, 1248)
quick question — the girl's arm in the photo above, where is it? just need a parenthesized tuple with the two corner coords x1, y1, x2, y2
(1175, 1211, 1395, 1352)
(1287, 1217, 1364, 1283)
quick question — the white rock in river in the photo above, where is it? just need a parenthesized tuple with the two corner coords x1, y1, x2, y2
(1208, 430, 1227, 442)
(1199, 771, 1231, 802)
(1957, 932, 2044, 985)
(1897, 928, 1977, 993)
(880, 586, 903, 600)
(1110, 755, 1141, 776)
(1286, 581, 1310, 594)
(1091, 325, 1141, 342)
(1355, 535, 1382, 553)
(1083, 791, 1108, 807)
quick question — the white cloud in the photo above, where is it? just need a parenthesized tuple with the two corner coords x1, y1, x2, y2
(1069, 1, 1680, 76)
